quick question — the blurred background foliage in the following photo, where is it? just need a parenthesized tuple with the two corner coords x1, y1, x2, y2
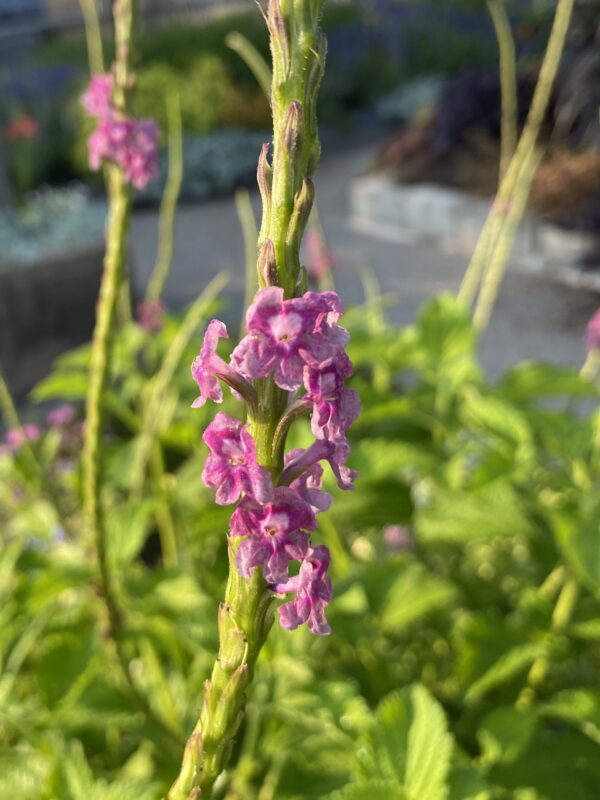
(2, 285, 600, 798)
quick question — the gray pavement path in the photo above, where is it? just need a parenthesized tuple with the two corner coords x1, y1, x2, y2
(130, 136, 600, 378)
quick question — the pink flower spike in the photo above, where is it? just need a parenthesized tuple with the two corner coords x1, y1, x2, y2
(81, 74, 114, 118)
(586, 309, 600, 352)
(202, 412, 273, 505)
(191, 320, 256, 410)
(274, 546, 333, 636)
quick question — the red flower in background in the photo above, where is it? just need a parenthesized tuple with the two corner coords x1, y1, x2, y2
(3, 114, 40, 143)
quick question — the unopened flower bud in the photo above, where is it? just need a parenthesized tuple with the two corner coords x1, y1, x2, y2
(258, 239, 278, 287)
(283, 101, 303, 158)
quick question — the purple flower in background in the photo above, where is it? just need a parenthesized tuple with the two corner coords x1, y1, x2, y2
(191, 320, 255, 408)
(274, 546, 333, 636)
(232, 288, 348, 391)
(383, 524, 414, 553)
(231, 487, 316, 582)
(586, 309, 600, 352)
(202, 412, 273, 505)
(136, 298, 165, 332)
(81, 73, 113, 117)
(82, 75, 159, 189)
(119, 118, 160, 189)
(5, 423, 41, 452)
(46, 404, 76, 428)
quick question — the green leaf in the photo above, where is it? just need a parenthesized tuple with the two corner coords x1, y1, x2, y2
(358, 685, 453, 800)
(380, 563, 458, 634)
(477, 706, 538, 764)
(448, 765, 490, 800)
(416, 480, 532, 543)
(30, 370, 89, 402)
(499, 361, 595, 401)
(552, 507, 600, 594)
(107, 500, 155, 568)
(460, 388, 535, 467)
(540, 689, 600, 745)
(465, 643, 546, 704)
(328, 781, 406, 800)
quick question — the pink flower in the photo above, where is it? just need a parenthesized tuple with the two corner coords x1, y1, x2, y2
(586, 309, 600, 352)
(46, 404, 76, 428)
(274, 546, 333, 636)
(81, 74, 114, 118)
(5, 423, 41, 451)
(202, 412, 273, 505)
(191, 320, 255, 409)
(383, 524, 413, 553)
(136, 299, 165, 332)
(282, 442, 335, 512)
(305, 229, 337, 281)
(231, 288, 349, 391)
(305, 357, 361, 481)
(230, 487, 316, 583)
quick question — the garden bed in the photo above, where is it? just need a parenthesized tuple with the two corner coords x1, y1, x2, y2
(0, 242, 104, 395)
(350, 173, 600, 290)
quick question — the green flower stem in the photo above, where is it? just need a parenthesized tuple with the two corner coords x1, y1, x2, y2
(458, 0, 575, 312)
(261, 0, 326, 295)
(78, 0, 105, 74)
(82, 0, 180, 753)
(517, 576, 580, 709)
(486, 0, 517, 182)
(168, 3, 327, 797)
(167, 554, 273, 800)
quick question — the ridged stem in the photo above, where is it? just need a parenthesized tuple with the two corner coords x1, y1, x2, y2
(458, 0, 575, 312)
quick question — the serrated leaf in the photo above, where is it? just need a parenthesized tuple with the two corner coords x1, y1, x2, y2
(358, 685, 453, 800)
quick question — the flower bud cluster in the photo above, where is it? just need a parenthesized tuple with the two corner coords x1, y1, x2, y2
(81, 74, 159, 189)
(192, 287, 360, 635)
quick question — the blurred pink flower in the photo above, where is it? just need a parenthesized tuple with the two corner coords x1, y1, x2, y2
(136, 298, 166, 332)
(586, 309, 600, 352)
(47, 404, 76, 428)
(305, 229, 337, 281)
(5, 423, 41, 452)
(383, 524, 413, 553)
